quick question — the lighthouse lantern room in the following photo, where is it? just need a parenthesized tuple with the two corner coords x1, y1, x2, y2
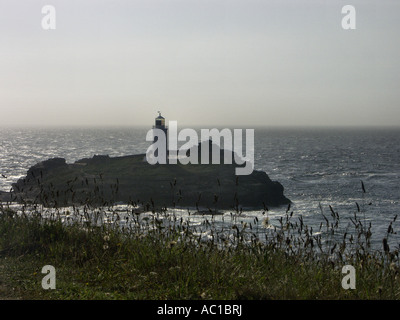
(153, 111, 168, 134)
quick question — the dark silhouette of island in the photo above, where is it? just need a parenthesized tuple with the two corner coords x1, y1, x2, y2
(4, 140, 290, 210)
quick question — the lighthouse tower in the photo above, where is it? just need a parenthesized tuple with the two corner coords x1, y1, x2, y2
(152, 111, 168, 160)
(154, 111, 167, 133)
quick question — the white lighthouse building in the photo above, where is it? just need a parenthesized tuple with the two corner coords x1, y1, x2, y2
(153, 111, 168, 137)
(152, 111, 168, 161)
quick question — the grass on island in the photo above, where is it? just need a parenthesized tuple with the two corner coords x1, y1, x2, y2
(0, 197, 399, 300)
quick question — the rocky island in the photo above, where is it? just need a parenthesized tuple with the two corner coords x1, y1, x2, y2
(3, 140, 290, 210)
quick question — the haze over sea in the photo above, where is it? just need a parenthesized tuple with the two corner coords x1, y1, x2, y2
(1, 126, 399, 251)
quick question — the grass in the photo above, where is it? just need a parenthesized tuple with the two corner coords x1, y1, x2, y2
(0, 198, 399, 300)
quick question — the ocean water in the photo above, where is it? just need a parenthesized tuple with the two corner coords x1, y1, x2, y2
(1, 126, 400, 251)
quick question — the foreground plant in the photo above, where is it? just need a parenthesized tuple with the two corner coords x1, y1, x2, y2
(0, 197, 399, 300)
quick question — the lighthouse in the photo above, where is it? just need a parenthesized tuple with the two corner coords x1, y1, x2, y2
(154, 111, 167, 132)
(152, 111, 168, 160)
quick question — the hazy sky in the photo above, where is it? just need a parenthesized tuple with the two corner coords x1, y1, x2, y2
(1, 0, 399, 128)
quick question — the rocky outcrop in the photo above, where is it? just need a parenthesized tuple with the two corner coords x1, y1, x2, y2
(9, 142, 290, 210)
(0, 190, 11, 202)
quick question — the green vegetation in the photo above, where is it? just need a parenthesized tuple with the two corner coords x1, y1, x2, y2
(0, 201, 399, 300)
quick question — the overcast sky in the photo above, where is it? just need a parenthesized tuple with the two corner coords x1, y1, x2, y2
(0, 0, 399, 128)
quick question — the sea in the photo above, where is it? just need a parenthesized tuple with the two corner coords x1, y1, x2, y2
(1, 126, 400, 252)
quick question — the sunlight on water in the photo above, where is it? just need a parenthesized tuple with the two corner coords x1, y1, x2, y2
(1, 127, 400, 251)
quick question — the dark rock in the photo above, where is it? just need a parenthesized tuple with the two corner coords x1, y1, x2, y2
(0, 190, 11, 202)
(10, 144, 290, 210)
(12, 158, 67, 194)
(28, 158, 67, 177)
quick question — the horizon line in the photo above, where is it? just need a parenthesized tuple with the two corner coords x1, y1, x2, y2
(1, 124, 400, 130)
